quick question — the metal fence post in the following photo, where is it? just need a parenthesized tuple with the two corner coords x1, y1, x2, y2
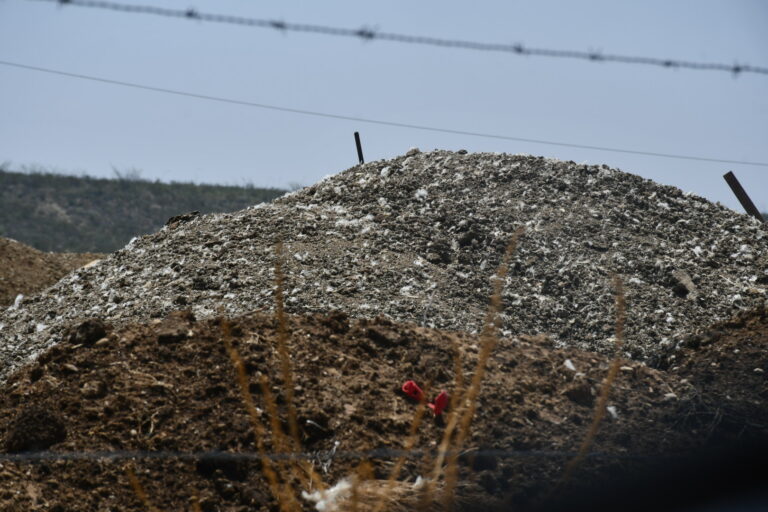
(723, 171, 764, 223)
(354, 132, 364, 164)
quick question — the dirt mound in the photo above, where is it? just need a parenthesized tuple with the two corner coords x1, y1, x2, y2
(0, 309, 764, 511)
(0, 152, 764, 510)
(1, 151, 766, 383)
(0, 237, 101, 307)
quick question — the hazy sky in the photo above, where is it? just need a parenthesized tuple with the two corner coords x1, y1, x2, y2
(1, 0, 767, 212)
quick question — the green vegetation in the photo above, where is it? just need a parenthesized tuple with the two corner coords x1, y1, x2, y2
(0, 166, 285, 253)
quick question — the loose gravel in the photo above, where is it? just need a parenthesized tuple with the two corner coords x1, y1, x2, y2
(1, 150, 766, 381)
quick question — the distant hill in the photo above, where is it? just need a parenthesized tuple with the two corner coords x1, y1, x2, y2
(0, 167, 285, 253)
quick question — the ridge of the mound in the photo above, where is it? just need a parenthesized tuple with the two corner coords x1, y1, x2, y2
(1, 150, 766, 381)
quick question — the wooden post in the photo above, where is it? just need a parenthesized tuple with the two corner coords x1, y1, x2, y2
(723, 171, 764, 223)
(354, 132, 364, 164)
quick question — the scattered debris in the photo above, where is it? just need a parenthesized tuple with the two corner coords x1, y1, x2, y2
(402, 381, 449, 416)
(302, 477, 352, 511)
(428, 390, 449, 416)
(401, 380, 425, 402)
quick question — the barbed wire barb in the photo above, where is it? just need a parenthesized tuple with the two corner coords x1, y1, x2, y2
(22, 0, 768, 76)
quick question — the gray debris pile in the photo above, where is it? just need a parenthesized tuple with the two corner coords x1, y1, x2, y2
(1, 150, 766, 380)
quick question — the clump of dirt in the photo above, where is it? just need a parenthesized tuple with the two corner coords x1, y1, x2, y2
(0, 237, 101, 307)
(0, 309, 764, 511)
(4, 404, 67, 453)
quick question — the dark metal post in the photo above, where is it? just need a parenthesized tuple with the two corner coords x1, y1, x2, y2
(723, 171, 764, 223)
(354, 132, 364, 164)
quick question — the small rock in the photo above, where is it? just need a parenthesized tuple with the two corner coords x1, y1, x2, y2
(66, 318, 107, 346)
(81, 380, 107, 399)
(157, 310, 196, 344)
(157, 326, 187, 344)
(165, 210, 200, 227)
(563, 382, 594, 407)
(670, 269, 698, 299)
(82, 259, 101, 269)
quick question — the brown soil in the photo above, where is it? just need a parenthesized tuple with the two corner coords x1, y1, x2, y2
(0, 308, 765, 511)
(0, 237, 102, 307)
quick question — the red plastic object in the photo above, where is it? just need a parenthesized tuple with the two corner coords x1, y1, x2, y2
(401, 380, 425, 402)
(428, 391, 449, 416)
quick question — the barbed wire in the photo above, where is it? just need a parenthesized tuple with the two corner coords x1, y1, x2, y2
(2, 59, 767, 168)
(25, 0, 768, 77)
(0, 447, 674, 464)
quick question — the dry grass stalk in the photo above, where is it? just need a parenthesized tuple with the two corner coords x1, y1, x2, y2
(125, 465, 161, 512)
(560, 274, 626, 485)
(450, 338, 465, 416)
(436, 339, 466, 512)
(256, 372, 305, 511)
(370, 387, 430, 512)
(220, 321, 296, 512)
(273, 242, 325, 492)
(273, 242, 302, 450)
(258, 373, 290, 455)
(427, 228, 524, 508)
(350, 461, 375, 512)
